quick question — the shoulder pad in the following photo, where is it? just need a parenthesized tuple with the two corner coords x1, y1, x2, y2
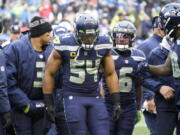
(54, 45, 79, 51)
(151, 46, 169, 60)
(131, 56, 146, 61)
(95, 35, 112, 50)
(131, 48, 146, 61)
(53, 33, 73, 45)
(98, 34, 112, 44)
(112, 55, 119, 60)
(53, 34, 79, 51)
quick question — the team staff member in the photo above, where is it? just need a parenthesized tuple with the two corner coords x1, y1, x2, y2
(4, 16, 53, 135)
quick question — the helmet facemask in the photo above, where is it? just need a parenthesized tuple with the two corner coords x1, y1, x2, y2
(114, 33, 133, 51)
(112, 20, 136, 51)
(77, 29, 98, 50)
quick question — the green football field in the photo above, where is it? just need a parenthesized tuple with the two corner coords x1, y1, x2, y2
(133, 115, 150, 135)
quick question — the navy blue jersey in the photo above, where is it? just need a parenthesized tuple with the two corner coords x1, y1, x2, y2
(169, 39, 180, 107)
(170, 39, 180, 86)
(149, 46, 176, 111)
(53, 33, 112, 96)
(103, 48, 145, 103)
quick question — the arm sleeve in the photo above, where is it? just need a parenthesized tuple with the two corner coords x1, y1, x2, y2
(141, 50, 163, 93)
(142, 88, 154, 101)
(0, 50, 11, 112)
(4, 45, 30, 110)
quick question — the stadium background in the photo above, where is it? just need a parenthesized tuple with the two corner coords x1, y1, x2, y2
(0, 0, 178, 134)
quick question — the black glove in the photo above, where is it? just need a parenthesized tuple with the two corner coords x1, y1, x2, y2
(1, 111, 11, 128)
(111, 93, 121, 121)
(24, 101, 45, 118)
(44, 94, 55, 123)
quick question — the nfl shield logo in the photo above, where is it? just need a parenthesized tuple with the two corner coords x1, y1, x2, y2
(124, 60, 129, 64)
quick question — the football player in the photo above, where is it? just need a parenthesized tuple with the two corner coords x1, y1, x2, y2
(138, 3, 180, 135)
(103, 20, 143, 135)
(103, 20, 165, 135)
(43, 13, 121, 135)
(52, 24, 72, 135)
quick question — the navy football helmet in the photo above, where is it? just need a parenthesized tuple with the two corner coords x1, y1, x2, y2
(74, 13, 99, 50)
(159, 3, 180, 39)
(112, 20, 136, 51)
(59, 20, 73, 33)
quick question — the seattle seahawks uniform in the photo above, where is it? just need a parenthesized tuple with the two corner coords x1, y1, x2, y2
(103, 48, 145, 135)
(53, 33, 112, 135)
(170, 39, 180, 107)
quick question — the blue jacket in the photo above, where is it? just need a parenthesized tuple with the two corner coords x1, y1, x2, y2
(3, 35, 53, 110)
(138, 34, 162, 58)
(0, 49, 11, 112)
(148, 46, 176, 111)
(138, 34, 163, 102)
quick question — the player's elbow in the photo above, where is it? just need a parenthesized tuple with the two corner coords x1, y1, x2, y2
(104, 70, 116, 78)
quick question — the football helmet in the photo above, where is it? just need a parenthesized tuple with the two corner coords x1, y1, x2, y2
(159, 3, 180, 39)
(74, 13, 99, 50)
(52, 25, 68, 36)
(112, 20, 136, 51)
(59, 20, 73, 33)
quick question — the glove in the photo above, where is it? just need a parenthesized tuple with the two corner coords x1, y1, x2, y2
(113, 104, 121, 121)
(137, 61, 149, 75)
(135, 110, 142, 124)
(111, 93, 121, 121)
(44, 94, 55, 123)
(24, 101, 45, 118)
(1, 111, 11, 128)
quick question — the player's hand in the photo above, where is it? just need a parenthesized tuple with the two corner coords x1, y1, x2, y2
(146, 99, 156, 113)
(24, 101, 45, 118)
(159, 85, 174, 100)
(113, 104, 121, 121)
(135, 110, 142, 124)
(2, 111, 11, 128)
(44, 94, 55, 123)
(137, 61, 149, 75)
